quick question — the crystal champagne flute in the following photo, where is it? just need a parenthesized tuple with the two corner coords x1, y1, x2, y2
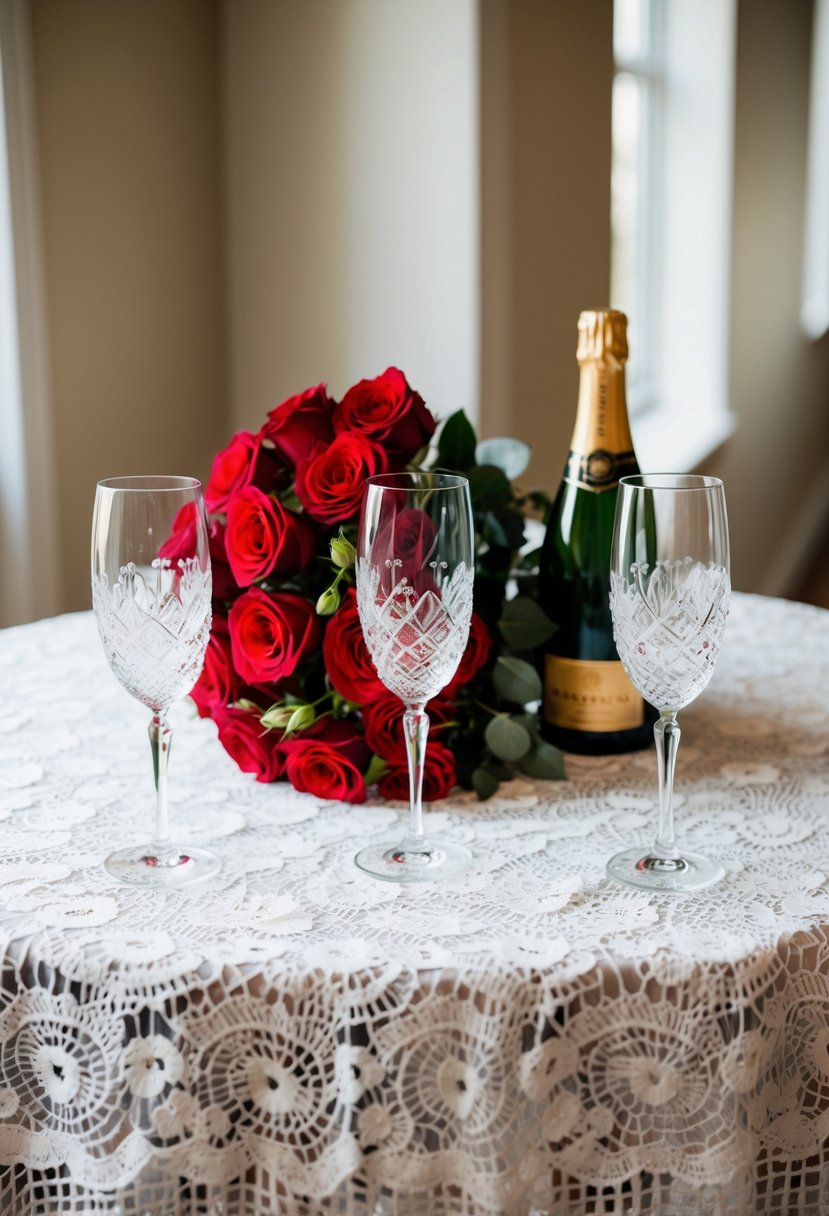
(355, 472, 475, 882)
(606, 474, 730, 891)
(91, 476, 220, 887)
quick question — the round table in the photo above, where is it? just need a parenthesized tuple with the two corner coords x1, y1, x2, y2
(0, 594, 828, 1216)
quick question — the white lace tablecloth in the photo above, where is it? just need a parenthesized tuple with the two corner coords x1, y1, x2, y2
(1, 594, 828, 1216)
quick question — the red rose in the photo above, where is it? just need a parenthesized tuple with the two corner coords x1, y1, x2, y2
(191, 616, 239, 718)
(444, 612, 494, 696)
(322, 588, 385, 705)
(207, 519, 237, 602)
(362, 692, 454, 763)
(225, 487, 317, 587)
(335, 368, 436, 461)
(372, 506, 439, 598)
(228, 588, 323, 685)
(295, 432, 387, 526)
(262, 384, 335, 469)
(280, 718, 369, 803)
(377, 741, 456, 802)
(205, 432, 279, 514)
(213, 705, 284, 783)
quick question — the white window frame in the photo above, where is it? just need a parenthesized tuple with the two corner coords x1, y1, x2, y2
(0, 0, 59, 626)
(611, 0, 738, 473)
(802, 0, 829, 340)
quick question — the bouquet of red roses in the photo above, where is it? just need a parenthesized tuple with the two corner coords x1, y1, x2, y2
(170, 368, 563, 803)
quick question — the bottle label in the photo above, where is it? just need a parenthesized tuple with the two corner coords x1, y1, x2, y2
(544, 656, 645, 732)
(563, 448, 639, 493)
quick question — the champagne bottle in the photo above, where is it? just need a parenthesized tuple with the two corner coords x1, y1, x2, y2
(538, 309, 653, 754)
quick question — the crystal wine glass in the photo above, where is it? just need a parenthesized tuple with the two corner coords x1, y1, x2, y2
(606, 474, 730, 892)
(91, 476, 220, 887)
(355, 471, 475, 882)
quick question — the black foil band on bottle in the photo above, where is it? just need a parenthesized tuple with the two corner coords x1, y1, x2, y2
(563, 449, 638, 492)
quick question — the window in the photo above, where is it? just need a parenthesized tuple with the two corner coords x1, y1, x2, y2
(802, 0, 829, 340)
(610, 0, 738, 472)
(0, 0, 59, 626)
(611, 0, 664, 413)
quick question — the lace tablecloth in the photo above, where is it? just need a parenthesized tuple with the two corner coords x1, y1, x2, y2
(0, 594, 828, 1216)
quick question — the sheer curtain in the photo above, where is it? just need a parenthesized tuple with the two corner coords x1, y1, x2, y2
(0, 0, 58, 628)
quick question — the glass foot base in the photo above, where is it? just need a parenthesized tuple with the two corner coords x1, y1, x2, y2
(104, 844, 221, 889)
(606, 846, 724, 893)
(354, 839, 471, 884)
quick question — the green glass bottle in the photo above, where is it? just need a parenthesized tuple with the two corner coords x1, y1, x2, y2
(538, 309, 653, 754)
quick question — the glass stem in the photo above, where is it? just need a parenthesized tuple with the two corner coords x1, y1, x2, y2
(401, 704, 430, 855)
(149, 711, 175, 861)
(653, 711, 681, 859)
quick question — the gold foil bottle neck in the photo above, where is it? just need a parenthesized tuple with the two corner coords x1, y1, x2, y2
(577, 309, 628, 364)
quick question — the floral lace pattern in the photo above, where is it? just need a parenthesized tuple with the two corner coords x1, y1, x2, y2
(0, 596, 828, 1214)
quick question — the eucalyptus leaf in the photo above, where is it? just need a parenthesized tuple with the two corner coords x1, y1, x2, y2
(493, 655, 542, 705)
(484, 714, 533, 762)
(436, 410, 477, 471)
(475, 437, 532, 479)
(472, 767, 500, 801)
(467, 464, 513, 510)
(518, 740, 566, 780)
(498, 596, 557, 650)
(482, 511, 510, 549)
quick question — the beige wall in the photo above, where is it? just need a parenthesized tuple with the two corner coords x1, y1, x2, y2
(21, 0, 829, 616)
(708, 0, 829, 593)
(480, 0, 614, 489)
(30, 0, 228, 613)
(223, 0, 479, 431)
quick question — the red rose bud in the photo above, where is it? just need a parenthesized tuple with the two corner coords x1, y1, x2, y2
(322, 588, 386, 704)
(444, 612, 494, 696)
(262, 383, 336, 469)
(334, 367, 437, 462)
(205, 431, 281, 515)
(260, 702, 316, 734)
(228, 588, 323, 685)
(213, 704, 284, 783)
(225, 486, 317, 587)
(295, 432, 388, 526)
(377, 741, 456, 802)
(329, 528, 356, 570)
(191, 616, 240, 718)
(315, 580, 342, 616)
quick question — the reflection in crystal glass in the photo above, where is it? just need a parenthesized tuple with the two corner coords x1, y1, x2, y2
(354, 472, 474, 883)
(606, 474, 730, 892)
(91, 476, 219, 888)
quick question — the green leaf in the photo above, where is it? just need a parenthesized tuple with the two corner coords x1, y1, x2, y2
(498, 596, 557, 651)
(482, 511, 511, 549)
(467, 464, 513, 510)
(279, 489, 303, 513)
(475, 437, 532, 479)
(518, 740, 566, 780)
(472, 767, 500, 800)
(493, 656, 542, 705)
(484, 714, 533, 762)
(436, 410, 477, 471)
(493, 507, 527, 550)
(364, 753, 388, 786)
